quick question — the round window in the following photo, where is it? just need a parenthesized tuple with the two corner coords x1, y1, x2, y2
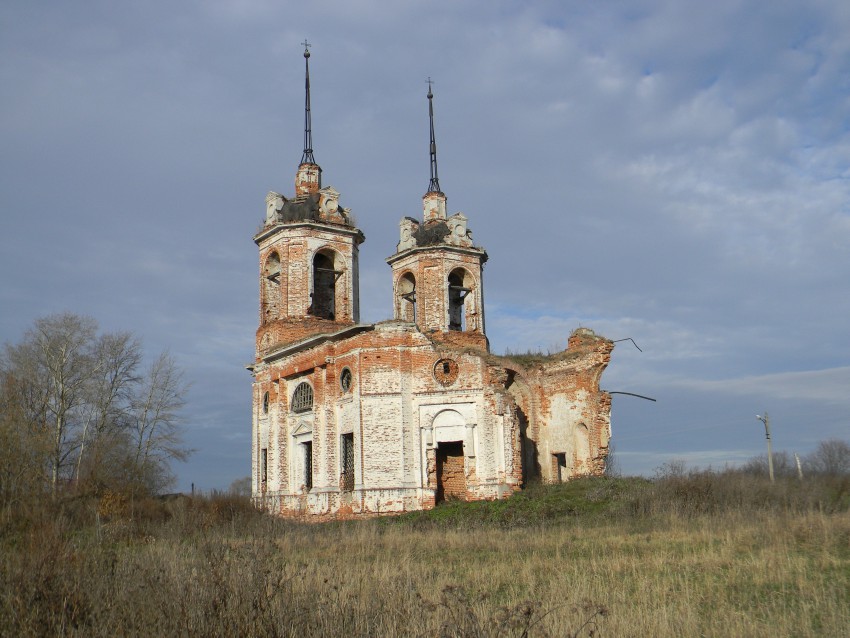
(433, 358, 459, 386)
(340, 367, 353, 393)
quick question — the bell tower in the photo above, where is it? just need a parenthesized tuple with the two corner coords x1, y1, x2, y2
(386, 81, 488, 350)
(254, 43, 365, 354)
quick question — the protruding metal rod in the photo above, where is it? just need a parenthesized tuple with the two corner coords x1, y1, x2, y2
(613, 337, 643, 352)
(426, 77, 441, 193)
(301, 39, 316, 165)
(607, 391, 657, 402)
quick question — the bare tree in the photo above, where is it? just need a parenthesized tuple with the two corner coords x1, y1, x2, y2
(0, 369, 52, 509)
(2, 314, 100, 497)
(75, 332, 141, 487)
(127, 352, 191, 494)
(603, 440, 620, 477)
(804, 439, 850, 476)
(229, 476, 252, 497)
(0, 313, 191, 499)
(740, 451, 796, 478)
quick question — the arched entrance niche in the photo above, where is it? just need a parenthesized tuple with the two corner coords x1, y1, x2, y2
(432, 409, 467, 504)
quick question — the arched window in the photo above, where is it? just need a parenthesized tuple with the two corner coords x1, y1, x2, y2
(312, 250, 340, 320)
(397, 272, 416, 322)
(291, 382, 314, 413)
(262, 252, 281, 324)
(448, 268, 472, 331)
(262, 391, 270, 414)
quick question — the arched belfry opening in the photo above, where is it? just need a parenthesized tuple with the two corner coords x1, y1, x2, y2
(397, 272, 416, 322)
(312, 249, 342, 320)
(448, 268, 473, 331)
(262, 252, 281, 324)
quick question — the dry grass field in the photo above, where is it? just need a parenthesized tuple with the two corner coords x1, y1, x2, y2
(2, 473, 849, 637)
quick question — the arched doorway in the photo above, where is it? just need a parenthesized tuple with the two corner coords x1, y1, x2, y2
(432, 409, 467, 503)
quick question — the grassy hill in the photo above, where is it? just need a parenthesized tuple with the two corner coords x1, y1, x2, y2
(2, 473, 849, 636)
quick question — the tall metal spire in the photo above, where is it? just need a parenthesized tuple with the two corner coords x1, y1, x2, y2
(301, 39, 316, 165)
(426, 77, 441, 194)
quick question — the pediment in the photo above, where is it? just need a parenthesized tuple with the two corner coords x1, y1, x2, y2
(292, 420, 312, 437)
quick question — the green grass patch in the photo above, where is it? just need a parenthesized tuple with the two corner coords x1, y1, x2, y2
(383, 477, 644, 529)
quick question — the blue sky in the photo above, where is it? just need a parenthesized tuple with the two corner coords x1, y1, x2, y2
(2, 0, 848, 491)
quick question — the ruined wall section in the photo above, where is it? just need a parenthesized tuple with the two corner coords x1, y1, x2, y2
(490, 328, 613, 483)
(535, 329, 613, 479)
(492, 367, 540, 487)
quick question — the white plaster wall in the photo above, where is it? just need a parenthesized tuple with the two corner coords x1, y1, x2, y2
(360, 395, 404, 486)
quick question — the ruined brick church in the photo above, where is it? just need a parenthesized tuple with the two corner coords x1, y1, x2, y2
(249, 46, 613, 517)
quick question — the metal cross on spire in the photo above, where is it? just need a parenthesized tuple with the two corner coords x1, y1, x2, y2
(301, 39, 316, 165)
(426, 77, 442, 194)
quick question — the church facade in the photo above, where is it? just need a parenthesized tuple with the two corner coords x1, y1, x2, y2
(249, 48, 613, 518)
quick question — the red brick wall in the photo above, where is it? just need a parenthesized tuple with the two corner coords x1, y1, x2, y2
(436, 442, 465, 502)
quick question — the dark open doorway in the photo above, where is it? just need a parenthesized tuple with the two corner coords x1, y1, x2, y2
(554, 453, 567, 483)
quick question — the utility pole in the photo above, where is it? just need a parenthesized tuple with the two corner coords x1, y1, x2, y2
(794, 453, 804, 480)
(756, 413, 774, 482)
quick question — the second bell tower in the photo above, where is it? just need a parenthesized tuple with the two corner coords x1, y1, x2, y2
(387, 82, 488, 350)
